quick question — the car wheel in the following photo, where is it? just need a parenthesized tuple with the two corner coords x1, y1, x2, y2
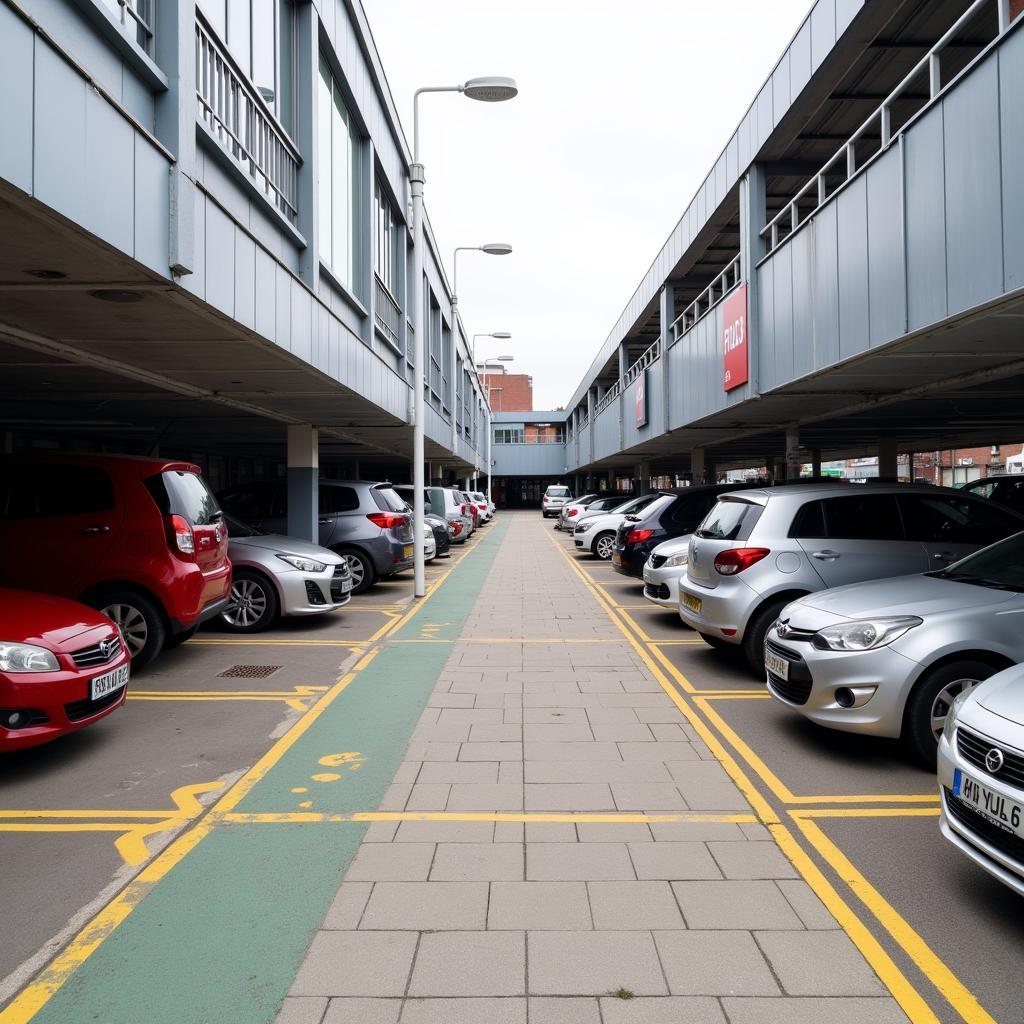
(97, 590, 166, 670)
(221, 570, 279, 633)
(742, 600, 791, 677)
(904, 660, 995, 768)
(341, 549, 376, 594)
(593, 532, 616, 561)
(166, 625, 198, 648)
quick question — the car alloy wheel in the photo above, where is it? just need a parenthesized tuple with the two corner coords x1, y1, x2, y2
(930, 677, 981, 740)
(224, 578, 269, 629)
(594, 533, 615, 560)
(103, 603, 148, 658)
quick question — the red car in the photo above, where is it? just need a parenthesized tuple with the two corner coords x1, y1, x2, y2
(0, 589, 129, 752)
(0, 454, 231, 669)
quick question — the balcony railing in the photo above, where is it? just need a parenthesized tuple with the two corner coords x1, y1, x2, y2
(761, 0, 1016, 255)
(624, 339, 660, 386)
(493, 435, 565, 445)
(595, 380, 621, 415)
(195, 15, 300, 224)
(670, 254, 741, 340)
(373, 276, 402, 351)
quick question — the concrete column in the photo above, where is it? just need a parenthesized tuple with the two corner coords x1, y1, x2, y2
(618, 343, 629, 381)
(691, 447, 706, 485)
(785, 425, 802, 480)
(635, 462, 651, 495)
(879, 439, 899, 480)
(811, 449, 822, 478)
(287, 425, 319, 542)
(908, 452, 916, 482)
(706, 460, 717, 485)
(607, 468, 616, 490)
(738, 163, 767, 395)
(765, 455, 776, 482)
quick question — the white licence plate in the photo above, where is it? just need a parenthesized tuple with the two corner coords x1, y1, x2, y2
(340, 579, 353, 593)
(643, 568, 655, 583)
(90, 663, 129, 701)
(680, 592, 702, 614)
(764, 650, 789, 681)
(954, 768, 1024, 836)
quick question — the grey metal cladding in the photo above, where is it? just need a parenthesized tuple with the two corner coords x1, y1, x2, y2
(836, 173, 870, 361)
(1002, 25, 1024, 291)
(866, 145, 905, 347)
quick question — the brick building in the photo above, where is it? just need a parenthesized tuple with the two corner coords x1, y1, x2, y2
(479, 364, 534, 413)
(913, 443, 1024, 486)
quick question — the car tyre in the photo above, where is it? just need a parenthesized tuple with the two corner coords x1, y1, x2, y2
(166, 625, 198, 647)
(699, 632, 737, 654)
(221, 570, 279, 633)
(340, 549, 376, 594)
(904, 659, 995, 768)
(742, 600, 790, 676)
(96, 589, 166, 670)
(593, 532, 616, 561)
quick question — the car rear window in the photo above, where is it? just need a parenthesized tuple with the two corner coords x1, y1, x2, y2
(150, 470, 221, 526)
(696, 498, 762, 540)
(373, 486, 409, 513)
(0, 464, 114, 518)
(546, 487, 570, 497)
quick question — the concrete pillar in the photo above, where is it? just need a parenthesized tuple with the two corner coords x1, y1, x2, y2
(706, 460, 717, 485)
(811, 449, 822, 479)
(879, 439, 898, 480)
(785, 425, 802, 480)
(691, 447, 706, 485)
(635, 461, 651, 495)
(287, 425, 319, 542)
(607, 468, 616, 490)
(618, 343, 629, 382)
(765, 455, 776, 482)
(908, 452, 916, 482)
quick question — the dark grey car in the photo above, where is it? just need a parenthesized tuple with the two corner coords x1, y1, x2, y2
(218, 480, 414, 593)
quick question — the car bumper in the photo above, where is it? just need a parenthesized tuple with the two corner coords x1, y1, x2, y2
(277, 566, 352, 617)
(611, 546, 647, 578)
(369, 537, 415, 576)
(763, 628, 915, 738)
(677, 576, 759, 643)
(939, 731, 1024, 896)
(0, 651, 130, 752)
(642, 565, 684, 607)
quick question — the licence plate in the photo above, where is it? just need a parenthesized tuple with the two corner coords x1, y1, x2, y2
(340, 579, 353, 593)
(403, 545, 414, 558)
(643, 568, 655, 583)
(611, 552, 622, 566)
(680, 592, 702, 614)
(90, 663, 129, 701)
(764, 650, 789, 681)
(954, 768, 1024, 835)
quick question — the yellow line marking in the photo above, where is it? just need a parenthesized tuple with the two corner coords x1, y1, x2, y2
(187, 638, 371, 647)
(699, 691, 772, 700)
(791, 815, 996, 1024)
(220, 811, 758, 824)
(793, 807, 940, 819)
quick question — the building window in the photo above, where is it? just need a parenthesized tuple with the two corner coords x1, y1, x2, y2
(318, 56, 363, 293)
(494, 424, 525, 444)
(441, 322, 452, 411)
(373, 179, 400, 296)
(425, 293, 442, 401)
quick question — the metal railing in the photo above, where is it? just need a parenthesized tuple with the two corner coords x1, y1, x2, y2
(493, 434, 565, 445)
(624, 338, 660, 386)
(107, 0, 154, 53)
(761, 0, 1015, 254)
(670, 254, 741, 340)
(595, 380, 621, 415)
(374, 276, 402, 351)
(195, 15, 300, 225)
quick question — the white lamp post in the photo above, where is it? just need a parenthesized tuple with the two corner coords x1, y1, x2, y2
(410, 77, 517, 598)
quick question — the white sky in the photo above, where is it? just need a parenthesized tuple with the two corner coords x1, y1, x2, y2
(363, 0, 812, 410)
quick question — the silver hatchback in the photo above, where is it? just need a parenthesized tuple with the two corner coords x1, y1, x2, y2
(679, 483, 1024, 674)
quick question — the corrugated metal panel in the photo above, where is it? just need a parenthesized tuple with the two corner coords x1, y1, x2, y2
(757, 258, 776, 389)
(811, 202, 841, 369)
(133, 137, 170, 275)
(866, 145, 906, 346)
(205, 202, 235, 317)
(234, 230, 257, 330)
(790, 226, 814, 379)
(836, 174, 869, 360)
(0, 6, 34, 191)
(34, 44, 87, 223)
(1002, 26, 1024, 291)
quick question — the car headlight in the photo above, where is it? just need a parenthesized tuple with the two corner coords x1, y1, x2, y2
(812, 616, 923, 652)
(0, 642, 60, 673)
(942, 689, 971, 744)
(276, 553, 327, 573)
(575, 522, 593, 533)
(663, 553, 688, 568)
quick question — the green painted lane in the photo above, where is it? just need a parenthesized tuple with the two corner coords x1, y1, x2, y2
(28, 520, 509, 1024)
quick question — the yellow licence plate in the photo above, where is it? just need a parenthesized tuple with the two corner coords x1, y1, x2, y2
(680, 593, 702, 614)
(403, 545, 414, 558)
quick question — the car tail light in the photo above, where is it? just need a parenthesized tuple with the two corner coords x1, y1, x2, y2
(568, 508, 579, 517)
(543, 495, 549, 503)
(714, 547, 770, 575)
(367, 512, 408, 530)
(168, 514, 195, 558)
(451, 521, 463, 536)
(626, 528, 653, 544)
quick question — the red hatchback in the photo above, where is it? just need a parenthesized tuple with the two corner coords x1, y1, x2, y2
(0, 589, 129, 752)
(0, 455, 231, 669)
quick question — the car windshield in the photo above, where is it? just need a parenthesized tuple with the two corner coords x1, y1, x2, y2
(696, 497, 760, 540)
(374, 486, 409, 513)
(224, 513, 263, 537)
(929, 531, 1024, 591)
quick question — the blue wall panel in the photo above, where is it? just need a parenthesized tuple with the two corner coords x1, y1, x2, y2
(133, 138, 170, 276)
(772, 241, 795, 386)
(790, 226, 814, 378)
(593, 404, 620, 462)
(84, 89, 134, 253)
(492, 444, 566, 478)
(34, 44, 87, 225)
(836, 174, 869, 360)
(756, 259, 775, 389)
(866, 145, 906, 346)
(0, 6, 34, 192)
(234, 230, 257, 330)
(204, 202, 236, 317)
(811, 202, 841, 370)
(1000, 28, 1024, 291)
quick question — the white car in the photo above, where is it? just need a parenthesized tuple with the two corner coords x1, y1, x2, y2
(573, 494, 659, 560)
(642, 535, 690, 607)
(541, 484, 573, 518)
(556, 493, 600, 531)
(939, 662, 1024, 897)
(470, 491, 493, 523)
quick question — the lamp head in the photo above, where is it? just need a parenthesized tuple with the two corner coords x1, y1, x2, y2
(491, 332, 512, 339)
(480, 242, 513, 256)
(462, 77, 518, 102)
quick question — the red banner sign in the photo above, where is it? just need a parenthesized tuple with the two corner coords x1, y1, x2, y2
(722, 283, 748, 392)
(635, 368, 648, 427)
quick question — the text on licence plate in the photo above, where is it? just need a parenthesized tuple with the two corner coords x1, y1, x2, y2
(340, 579, 353, 592)
(954, 768, 1024, 835)
(680, 593, 702, 614)
(403, 545, 414, 558)
(764, 650, 789, 681)
(91, 663, 129, 701)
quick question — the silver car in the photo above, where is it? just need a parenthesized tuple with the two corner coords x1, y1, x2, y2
(766, 530, 1024, 765)
(642, 535, 691, 607)
(220, 516, 352, 633)
(679, 483, 1024, 674)
(939, 662, 1024, 896)
(541, 484, 573, 518)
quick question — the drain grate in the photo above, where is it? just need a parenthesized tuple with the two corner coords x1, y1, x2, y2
(217, 664, 282, 679)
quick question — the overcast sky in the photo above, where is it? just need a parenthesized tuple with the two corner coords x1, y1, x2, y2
(363, 0, 812, 410)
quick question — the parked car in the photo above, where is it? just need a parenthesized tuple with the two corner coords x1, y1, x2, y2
(218, 480, 413, 594)
(939, 662, 1024, 896)
(0, 588, 129, 752)
(392, 486, 456, 555)
(613, 485, 754, 580)
(0, 454, 231, 669)
(470, 491, 492, 523)
(454, 490, 479, 533)
(218, 516, 352, 633)
(541, 484, 574, 518)
(767, 529, 1024, 764)
(573, 494, 660, 560)
(556, 493, 601, 531)
(642, 535, 692, 607)
(573, 493, 643, 530)
(680, 483, 1024, 675)
(960, 475, 1024, 514)
(560, 493, 630, 532)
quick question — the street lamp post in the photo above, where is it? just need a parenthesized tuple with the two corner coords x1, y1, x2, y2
(411, 77, 517, 598)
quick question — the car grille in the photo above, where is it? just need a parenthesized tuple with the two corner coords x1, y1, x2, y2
(958, 727, 1024, 789)
(765, 639, 813, 705)
(649, 554, 667, 569)
(70, 634, 122, 669)
(945, 788, 1024, 864)
(65, 688, 124, 723)
(329, 565, 350, 602)
(645, 582, 670, 600)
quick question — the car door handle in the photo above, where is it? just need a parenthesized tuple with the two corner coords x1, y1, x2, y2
(932, 551, 956, 561)
(318, 518, 332, 525)
(811, 550, 840, 561)
(81, 525, 110, 534)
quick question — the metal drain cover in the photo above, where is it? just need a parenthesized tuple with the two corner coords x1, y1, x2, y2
(217, 665, 282, 679)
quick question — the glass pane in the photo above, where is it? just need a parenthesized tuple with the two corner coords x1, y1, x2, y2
(332, 84, 350, 284)
(317, 59, 333, 269)
(823, 494, 903, 540)
(227, 0, 251, 75)
(252, 0, 276, 114)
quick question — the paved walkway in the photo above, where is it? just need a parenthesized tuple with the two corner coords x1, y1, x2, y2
(278, 513, 908, 1024)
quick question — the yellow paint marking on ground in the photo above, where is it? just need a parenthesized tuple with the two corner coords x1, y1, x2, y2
(791, 815, 997, 1024)
(792, 807, 940, 818)
(186, 638, 370, 647)
(647, 640, 707, 646)
(219, 810, 758, 825)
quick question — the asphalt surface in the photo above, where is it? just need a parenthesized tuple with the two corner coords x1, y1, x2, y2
(556, 524, 1024, 1024)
